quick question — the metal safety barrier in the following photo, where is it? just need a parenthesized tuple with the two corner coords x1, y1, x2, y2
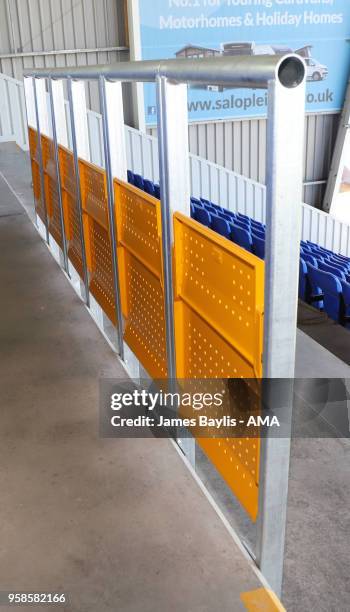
(114, 179, 167, 379)
(23, 54, 306, 596)
(174, 213, 264, 519)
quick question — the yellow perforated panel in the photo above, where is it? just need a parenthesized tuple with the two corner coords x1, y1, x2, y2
(114, 179, 167, 379)
(28, 128, 46, 223)
(58, 145, 84, 279)
(173, 213, 264, 520)
(41, 135, 66, 246)
(79, 159, 115, 323)
(87, 217, 116, 324)
(122, 251, 167, 378)
(28, 127, 39, 161)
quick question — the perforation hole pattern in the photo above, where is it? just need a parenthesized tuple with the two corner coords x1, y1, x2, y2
(88, 219, 115, 323)
(80, 162, 108, 228)
(41, 136, 55, 170)
(59, 147, 76, 197)
(66, 192, 84, 278)
(178, 222, 262, 368)
(46, 175, 63, 247)
(123, 253, 167, 379)
(28, 128, 38, 161)
(117, 183, 161, 277)
(174, 215, 264, 520)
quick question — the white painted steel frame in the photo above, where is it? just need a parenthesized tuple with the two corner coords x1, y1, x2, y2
(23, 55, 306, 598)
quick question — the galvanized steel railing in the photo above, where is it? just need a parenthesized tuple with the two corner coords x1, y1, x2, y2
(23, 54, 306, 597)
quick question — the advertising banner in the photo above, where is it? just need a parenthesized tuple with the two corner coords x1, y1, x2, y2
(138, 0, 350, 123)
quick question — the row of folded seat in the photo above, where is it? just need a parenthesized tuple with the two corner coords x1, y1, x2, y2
(300, 239, 350, 328)
(127, 169, 266, 258)
(127, 169, 350, 329)
(190, 197, 266, 259)
(127, 170, 161, 200)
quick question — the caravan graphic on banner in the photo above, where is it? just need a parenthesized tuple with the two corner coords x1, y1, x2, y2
(138, 0, 350, 123)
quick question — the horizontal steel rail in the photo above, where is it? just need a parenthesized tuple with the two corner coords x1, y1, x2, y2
(24, 54, 305, 90)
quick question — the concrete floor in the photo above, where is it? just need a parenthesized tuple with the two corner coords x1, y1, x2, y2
(1, 143, 350, 611)
(0, 144, 268, 611)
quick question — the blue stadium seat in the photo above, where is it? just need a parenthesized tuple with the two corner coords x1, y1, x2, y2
(328, 255, 350, 271)
(127, 170, 135, 184)
(222, 209, 236, 221)
(191, 197, 202, 207)
(144, 179, 156, 197)
(299, 259, 308, 300)
(252, 227, 265, 239)
(340, 281, 350, 327)
(234, 218, 250, 230)
(318, 260, 346, 280)
(211, 203, 222, 212)
(218, 212, 233, 222)
(231, 225, 253, 252)
(307, 264, 342, 320)
(252, 234, 265, 259)
(237, 213, 251, 224)
(194, 206, 211, 227)
(190, 203, 195, 218)
(133, 173, 144, 190)
(200, 198, 211, 206)
(301, 252, 318, 267)
(211, 215, 231, 239)
(154, 184, 160, 199)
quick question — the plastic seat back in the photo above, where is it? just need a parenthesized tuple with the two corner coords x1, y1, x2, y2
(340, 281, 350, 327)
(211, 215, 231, 239)
(133, 173, 144, 190)
(305, 264, 324, 309)
(231, 225, 253, 252)
(191, 197, 202, 207)
(252, 233, 265, 259)
(127, 170, 135, 184)
(154, 184, 160, 199)
(308, 265, 342, 321)
(301, 252, 318, 267)
(299, 258, 308, 300)
(143, 179, 155, 197)
(194, 206, 211, 227)
(218, 212, 233, 222)
(318, 260, 346, 280)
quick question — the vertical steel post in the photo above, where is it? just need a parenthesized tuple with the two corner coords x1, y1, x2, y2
(156, 75, 191, 380)
(156, 76, 194, 464)
(33, 78, 50, 244)
(257, 73, 306, 596)
(48, 77, 69, 275)
(98, 76, 125, 360)
(67, 77, 90, 306)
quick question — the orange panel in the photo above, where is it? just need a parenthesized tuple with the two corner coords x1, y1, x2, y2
(86, 216, 116, 324)
(58, 145, 76, 197)
(79, 159, 116, 322)
(28, 128, 47, 223)
(58, 145, 84, 278)
(122, 251, 167, 379)
(114, 179, 166, 378)
(173, 213, 264, 520)
(28, 127, 38, 161)
(79, 159, 109, 228)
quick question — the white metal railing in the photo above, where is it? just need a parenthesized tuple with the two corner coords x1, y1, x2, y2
(2, 70, 350, 259)
(0, 72, 28, 149)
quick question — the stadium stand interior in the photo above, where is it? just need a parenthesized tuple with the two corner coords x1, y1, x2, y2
(127, 169, 350, 331)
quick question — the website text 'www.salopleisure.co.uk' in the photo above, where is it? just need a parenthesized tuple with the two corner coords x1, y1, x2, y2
(185, 88, 334, 114)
